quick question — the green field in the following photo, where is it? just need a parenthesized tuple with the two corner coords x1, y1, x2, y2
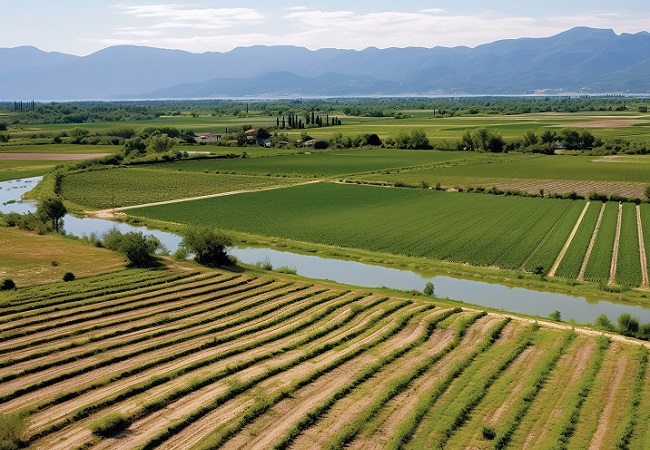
(0, 267, 647, 449)
(141, 148, 483, 178)
(59, 167, 301, 209)
(130, 183, 650, 286)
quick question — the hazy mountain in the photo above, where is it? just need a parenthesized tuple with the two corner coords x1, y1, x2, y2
(1, 27, 649, 100)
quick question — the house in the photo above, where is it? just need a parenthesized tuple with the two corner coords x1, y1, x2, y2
(195, 132, 222, 143)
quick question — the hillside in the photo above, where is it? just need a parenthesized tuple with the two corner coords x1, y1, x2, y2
(1, 27, 650, 100)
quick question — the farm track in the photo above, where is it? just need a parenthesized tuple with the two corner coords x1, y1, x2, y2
(3, 267, 650, 449)
(638, 204, 649, 288)
(578, 202, 606, 281)
(548, 201, 590, 277)
(609, 202, 623, 285)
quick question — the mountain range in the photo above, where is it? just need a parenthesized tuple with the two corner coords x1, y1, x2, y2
(1, 27, 649, 101)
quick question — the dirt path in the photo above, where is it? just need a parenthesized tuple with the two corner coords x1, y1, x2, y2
(578, 202, 606, 281)
(609, 202, 623, 285)
(548, 202, 590, 277)
(588, 354, 629, 450)
(637, 204, 649, 288)
(0, 153, 110, 160)
(89, 180, 321, 219)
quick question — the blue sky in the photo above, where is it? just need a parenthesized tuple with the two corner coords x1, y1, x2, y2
(1, 1, 649, 55)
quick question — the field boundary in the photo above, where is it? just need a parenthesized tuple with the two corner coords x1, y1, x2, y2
(578, 202, 606, 282)
(548, 202, 590, 277)
(609, 203, 623, 285)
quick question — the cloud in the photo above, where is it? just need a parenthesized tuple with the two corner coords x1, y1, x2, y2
(100, 5, 650, 53)
(114, 4, 266, 30)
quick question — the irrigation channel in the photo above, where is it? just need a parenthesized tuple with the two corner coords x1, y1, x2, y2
(3, 176, 650, 324)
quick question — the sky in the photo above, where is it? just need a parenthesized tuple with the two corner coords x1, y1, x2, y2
(1, 0, 649, 55)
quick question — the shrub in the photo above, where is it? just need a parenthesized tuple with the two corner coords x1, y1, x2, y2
(423, 282, 435, 297)
(102, 228, 160, 268)
(595, 314, 614, 331)
(482, 426, 496, 440)
(88, 412, 129, 437)
(0, 279, 16, 291)
(180, 226, 233, 267)
(549, 311, 562, 322)
(63, 272, 76, 282)
(618, 313, 640, 336)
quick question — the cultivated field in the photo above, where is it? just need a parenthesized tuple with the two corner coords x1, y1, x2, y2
(1, 266, 649, 449)
(130, 183, 650, 287)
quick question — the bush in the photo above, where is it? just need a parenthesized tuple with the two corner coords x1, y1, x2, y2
(423, 282, 435, 297)
(63, 272, 75, 282)
(88, 413, 129, 438)
(180, 226, 233, 267)
(549, 311, 562, 322)
(618, 313, 640, 336)
(0, 279, 16, 291)
(595, 314, 614, 331)
(102, 228, 160, 268)
(482, 426, 496, 440)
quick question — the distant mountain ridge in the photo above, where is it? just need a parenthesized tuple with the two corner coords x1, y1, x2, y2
(1, 27, 649, 100)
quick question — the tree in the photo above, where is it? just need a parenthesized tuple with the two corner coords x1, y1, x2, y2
(146, 133, 175, 153)
(180, 226, 233, 267)
(102, 228, 160, 268)
(36, 197, 67, 233)
(522, 131, 538, 147)
(423, 282, 435, 297)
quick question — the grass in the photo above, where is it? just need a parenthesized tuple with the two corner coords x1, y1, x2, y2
(0, 227, 124, 287)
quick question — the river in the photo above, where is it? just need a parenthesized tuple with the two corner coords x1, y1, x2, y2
(3, 176, 650, 324)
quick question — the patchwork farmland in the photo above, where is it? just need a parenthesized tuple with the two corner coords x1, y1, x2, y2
(131, 183, 650, 287)
(1, 267, 649, 449)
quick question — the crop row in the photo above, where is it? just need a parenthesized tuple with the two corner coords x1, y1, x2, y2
(554, 202, 602, 278)
(3, 268, 650, 449)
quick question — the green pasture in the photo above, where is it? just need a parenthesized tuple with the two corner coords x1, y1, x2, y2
(59, 167, 300, 209)
(141, 148, 484, 179)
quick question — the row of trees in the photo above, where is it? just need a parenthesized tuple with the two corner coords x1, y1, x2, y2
(3, 97, 648, 125)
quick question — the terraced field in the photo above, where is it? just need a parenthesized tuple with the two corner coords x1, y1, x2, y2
(1, 267, 649, 449)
